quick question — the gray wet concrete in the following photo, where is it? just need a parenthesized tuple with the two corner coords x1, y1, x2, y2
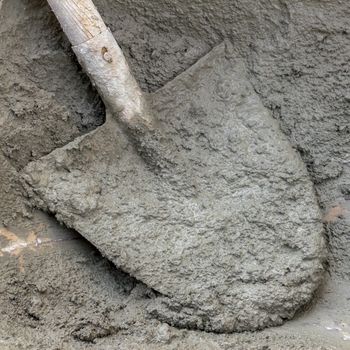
(1, 0, 350, 348)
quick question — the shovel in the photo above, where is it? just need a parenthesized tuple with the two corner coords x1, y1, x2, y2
(22, 0, 325, 332)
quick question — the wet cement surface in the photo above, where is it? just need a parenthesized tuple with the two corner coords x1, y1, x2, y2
(1, 0, 350, 348)
(0, 212, 348, 349)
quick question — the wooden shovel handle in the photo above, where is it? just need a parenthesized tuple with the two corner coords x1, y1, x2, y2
(47, 0, 153, 128)
(47, 0, 107, 46)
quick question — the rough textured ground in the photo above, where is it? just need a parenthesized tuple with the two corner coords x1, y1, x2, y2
(0, 213, 347, 349)
(0, 0, 350, 348)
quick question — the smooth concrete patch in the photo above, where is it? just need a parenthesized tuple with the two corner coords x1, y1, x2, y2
(23, 43, 325, 332)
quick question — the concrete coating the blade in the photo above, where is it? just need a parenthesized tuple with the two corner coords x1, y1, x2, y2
(22, 42, 326, 332)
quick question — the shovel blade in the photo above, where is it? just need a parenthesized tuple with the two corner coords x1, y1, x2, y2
(23, 42, 325, 332)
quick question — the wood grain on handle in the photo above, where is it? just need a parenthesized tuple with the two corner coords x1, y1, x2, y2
(47, 0, 107, 45)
